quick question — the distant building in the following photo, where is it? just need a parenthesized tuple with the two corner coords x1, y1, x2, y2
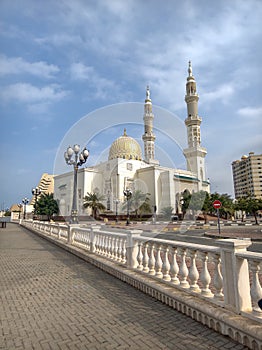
(30, 173, 54, 205)
(232, 152, 262, 199)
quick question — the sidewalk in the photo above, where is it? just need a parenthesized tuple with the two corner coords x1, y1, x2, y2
(0, 223, 249, 350)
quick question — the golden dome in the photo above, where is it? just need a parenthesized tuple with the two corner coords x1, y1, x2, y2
(108, 129, 142, 161)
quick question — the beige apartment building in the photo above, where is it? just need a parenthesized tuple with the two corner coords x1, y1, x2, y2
(30, 173, 54, 205)
(232, 152, 262, 199)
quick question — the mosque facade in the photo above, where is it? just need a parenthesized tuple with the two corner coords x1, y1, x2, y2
(54, 62, 210, 217)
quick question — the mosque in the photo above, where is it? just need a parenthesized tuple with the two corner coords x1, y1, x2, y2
(54, 62, 210, 218)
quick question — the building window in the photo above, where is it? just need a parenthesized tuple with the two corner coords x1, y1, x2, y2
(127, 163, 133, 171)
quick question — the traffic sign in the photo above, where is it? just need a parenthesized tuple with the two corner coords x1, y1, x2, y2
(213, 200, 222, 209)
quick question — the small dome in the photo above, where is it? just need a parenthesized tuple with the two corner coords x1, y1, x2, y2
(108, 129, 142, 161)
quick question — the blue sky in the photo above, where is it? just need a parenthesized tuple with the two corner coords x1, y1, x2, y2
(0, 0, 262, 208)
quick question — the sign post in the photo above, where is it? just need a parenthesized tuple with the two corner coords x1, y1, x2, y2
(213, 200, 222, 235)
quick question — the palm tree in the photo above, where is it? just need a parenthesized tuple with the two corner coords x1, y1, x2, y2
(83, 192, 106, 220)
(122, 190, 151, 218)
(161, 206, 174, 220)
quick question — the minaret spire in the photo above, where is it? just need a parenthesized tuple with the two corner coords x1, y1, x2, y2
(183, 61, 209, 191)
(142, 86, 159, 165)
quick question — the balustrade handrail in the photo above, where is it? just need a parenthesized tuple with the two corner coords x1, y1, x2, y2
(236, 251, 262, 262)
(135, 235, 220, 254)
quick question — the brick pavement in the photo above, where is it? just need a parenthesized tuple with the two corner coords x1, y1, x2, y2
(0, 224, 249, 350)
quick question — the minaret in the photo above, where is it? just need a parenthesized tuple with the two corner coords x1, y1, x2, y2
(183, 61, 209, 189)
(142, 86, 159, 165)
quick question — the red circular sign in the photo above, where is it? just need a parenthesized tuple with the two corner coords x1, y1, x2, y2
(213, 200, 222, 209)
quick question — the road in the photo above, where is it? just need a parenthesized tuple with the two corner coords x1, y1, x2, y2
(141, 225, 262, 253)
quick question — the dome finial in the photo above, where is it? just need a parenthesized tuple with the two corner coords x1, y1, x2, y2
(188, 60, 193, 76)
(123, 128, 127, 136)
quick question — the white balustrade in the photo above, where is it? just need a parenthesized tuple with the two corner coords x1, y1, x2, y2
(250, 260, 262, 314)
(188, 250, 200, 292)
(155, 244, 163, 278)
(170, 246, 180, 284)
(178, 247, 189, 288)
(199, 251, 213, 297)
(148, 243, 156, 275)
(21, 220, 262, 324)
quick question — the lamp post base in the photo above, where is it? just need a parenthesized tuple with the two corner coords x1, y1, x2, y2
(71, 209, 78, 224)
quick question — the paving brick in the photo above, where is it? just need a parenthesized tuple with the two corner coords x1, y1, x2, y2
(0, 224, 249, 350)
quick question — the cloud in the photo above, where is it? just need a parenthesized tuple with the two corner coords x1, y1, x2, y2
(201, 84, 235, 106)
(70, 62, 118, 100)
(237, 106, 262, 118)
(70, 62, 94, 81)
(0, 55, 59, 78)
(0, 83, 68, 104)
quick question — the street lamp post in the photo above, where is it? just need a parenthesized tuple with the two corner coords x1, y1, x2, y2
(64, 145, 89, 224)
(18, 204, 22, 220)
(22, 198, 29, 220)
(32, 187, 42, 218)
(115, 199, 120, 223)
(123, 189, 132, 225)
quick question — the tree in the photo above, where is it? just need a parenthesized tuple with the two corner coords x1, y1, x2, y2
(122, 190, 151, 218)
(83, 192, 106, 220)
(181, 189, 191, 218)
(210, 192, 234, 219)
(235, 195, 262, 225)
(234, 197, 247, 222)
(246, 196, 262, 225)
(189, 191, 210, 222)
(188, 191, 207, 217)
(35, 193, 59, 221)
(161, 206, 174, 220)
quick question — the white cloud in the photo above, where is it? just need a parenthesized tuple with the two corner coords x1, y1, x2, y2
(0, 83, 68, 103)
(201, 84, 235, 106)
(237, 106, 262, 118)
(0, 55, 59, 78)
(70, 62, 94, 80)
(70, 62, 117, 100)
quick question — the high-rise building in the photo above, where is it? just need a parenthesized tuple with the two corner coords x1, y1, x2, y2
(30, 173, 54, 205)
(232, 152, 262, 199)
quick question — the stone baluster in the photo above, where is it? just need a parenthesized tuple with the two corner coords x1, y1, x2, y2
(137, 242, 144, 271)
(148, 243, 156, 275)
(162, 246, 171, 281)
(121, 239, 126, 264)
(110, 236, 115, 259)
(101, 235, 106, 255)
(250, 260, 262, 314)
(142, 242, 149, 273)
(188, 250, 200, 292)
(200, 252, 213, 297)
(155, 244, 163, 278)
(126, 230, 142, 269)
(113, 237, 118, 260)
(212, 253, 224, 300)
(106, 236, 111, 258)
(170, 246, 180, 284)
(117, 237, 122, 262)
(179, 248, 189, 288)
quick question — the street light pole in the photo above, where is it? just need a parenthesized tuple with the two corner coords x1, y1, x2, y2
(64, 145, 89, 224)
(32, 187, 42, 218)
(123, 189, 132, 225)
(22, 198, 29, 220)
(18, 204, 22, 220)
(115, 199, 120, 223)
